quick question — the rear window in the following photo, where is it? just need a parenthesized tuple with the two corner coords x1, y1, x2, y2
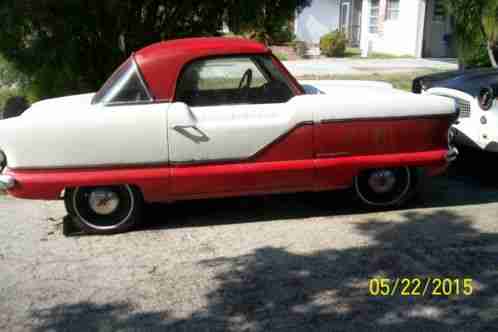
(92, 58, 152, 105)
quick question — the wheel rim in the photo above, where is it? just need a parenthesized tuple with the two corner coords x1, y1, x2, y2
(72, 185, 135, 230)
(355, 167, 411, 206)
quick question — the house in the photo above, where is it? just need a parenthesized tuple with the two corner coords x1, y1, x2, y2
(295, 0, 456, 58)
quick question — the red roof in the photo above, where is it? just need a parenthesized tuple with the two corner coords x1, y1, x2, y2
(134, 37, 270, 100)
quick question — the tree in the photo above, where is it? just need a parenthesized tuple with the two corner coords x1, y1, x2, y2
(226, 0, 311, 44)
(445, 0, 498, 68)
(0, 1, 230, 98)
(481, 0, 498, 67)
(0, 1, 312, 99)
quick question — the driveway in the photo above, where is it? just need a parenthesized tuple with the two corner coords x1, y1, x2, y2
(283, 58, 458, 77)
(1, 151, 498, 331)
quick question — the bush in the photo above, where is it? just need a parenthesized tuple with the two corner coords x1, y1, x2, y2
(320, 30, 348, 57)
(459, 36, 492, 68)
(2, 95, 30, 119)
(292, 41, 308, 58)
(272, 25, 296, 44)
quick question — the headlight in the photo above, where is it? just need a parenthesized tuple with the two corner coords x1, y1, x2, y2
(478, 86, 494, 111)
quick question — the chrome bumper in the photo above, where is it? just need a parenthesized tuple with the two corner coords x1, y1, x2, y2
(0, 175, 16, 190)
(446, 147, 459, 163)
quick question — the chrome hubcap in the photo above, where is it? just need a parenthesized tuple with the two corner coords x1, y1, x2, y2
(88, 189, 120, 215)
(367, 170, 396, 194)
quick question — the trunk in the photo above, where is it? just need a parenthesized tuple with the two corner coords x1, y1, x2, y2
(487, 41, 498, 68)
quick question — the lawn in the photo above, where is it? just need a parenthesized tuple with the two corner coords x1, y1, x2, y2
(296, 70, 440, 91)
(344, 47, 415, 59)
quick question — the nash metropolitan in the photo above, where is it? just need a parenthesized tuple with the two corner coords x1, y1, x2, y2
(413, 68, 498, 153)
(0, 38, 458, 234)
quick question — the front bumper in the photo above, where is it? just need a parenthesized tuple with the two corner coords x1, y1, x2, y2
(446, 146, 459, 163)
(0, 174, 16, 190)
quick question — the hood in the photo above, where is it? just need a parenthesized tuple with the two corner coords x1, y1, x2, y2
(23, 93, 96, 116)
(413, 68, 498, 96)
(300, 80, 394, 95)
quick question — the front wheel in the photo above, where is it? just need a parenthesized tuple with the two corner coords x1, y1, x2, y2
(354, 167, 416, 208)
(65, 185, 142, 235)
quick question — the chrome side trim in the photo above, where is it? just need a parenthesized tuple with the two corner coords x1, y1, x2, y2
(320, 113, 452, 124)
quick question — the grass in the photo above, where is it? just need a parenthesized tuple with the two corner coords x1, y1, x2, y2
(274, 52, 289, 61)
(343, 47, 415, 59)
(296, 69, 442, 91)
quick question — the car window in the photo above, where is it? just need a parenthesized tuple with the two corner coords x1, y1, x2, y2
(92, 58, 152, 105)
(176, 56, 294, 107)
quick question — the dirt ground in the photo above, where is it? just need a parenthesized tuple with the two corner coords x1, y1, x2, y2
(1, 150, 498, 331)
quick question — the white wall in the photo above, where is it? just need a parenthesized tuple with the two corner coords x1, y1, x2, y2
(366, 0, 424, 56)
(295, 0, 341, 44)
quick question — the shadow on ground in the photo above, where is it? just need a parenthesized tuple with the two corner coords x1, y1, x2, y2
(34, 210, 498, 331)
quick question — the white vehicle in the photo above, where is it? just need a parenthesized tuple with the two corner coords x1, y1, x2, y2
(414, 69, 498, 152)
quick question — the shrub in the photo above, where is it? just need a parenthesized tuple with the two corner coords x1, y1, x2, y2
(292, 40, 308, 58)
(320, 30, 348, 57)
(272, 24, 296, 44)
(2, 96, 30, 119)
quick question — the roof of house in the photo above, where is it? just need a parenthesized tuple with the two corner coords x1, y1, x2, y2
(134, 37, 270, 100)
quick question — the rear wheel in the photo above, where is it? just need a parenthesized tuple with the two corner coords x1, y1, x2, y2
(65, 185, 142, 235)
(354, 167, 415, 208)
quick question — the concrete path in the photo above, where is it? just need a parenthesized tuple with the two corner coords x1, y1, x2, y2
(283, 58, 458, 77)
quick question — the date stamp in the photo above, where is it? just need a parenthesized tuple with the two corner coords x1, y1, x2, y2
(368, 278, 473, 296)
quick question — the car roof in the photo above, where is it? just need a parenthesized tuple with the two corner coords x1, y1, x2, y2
(134, 37, 270, 100)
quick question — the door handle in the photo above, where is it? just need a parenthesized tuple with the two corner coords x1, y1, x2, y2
(173, 125, 209, 142)
(173, 125, 198, 130)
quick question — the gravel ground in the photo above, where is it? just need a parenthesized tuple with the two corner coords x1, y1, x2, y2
(1, 151, 498, 331)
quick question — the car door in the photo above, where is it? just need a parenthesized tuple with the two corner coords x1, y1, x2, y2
(168, 55, 314, 198)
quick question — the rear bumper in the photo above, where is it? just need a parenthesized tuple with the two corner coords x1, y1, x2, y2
(0, 174, 16, 190)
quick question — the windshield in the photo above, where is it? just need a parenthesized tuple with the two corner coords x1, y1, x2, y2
(91, 58, 152, 105)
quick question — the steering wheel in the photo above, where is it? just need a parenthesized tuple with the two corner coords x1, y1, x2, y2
(238, 69, 253, 100)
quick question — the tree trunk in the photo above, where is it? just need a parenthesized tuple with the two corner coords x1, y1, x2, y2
(487, 41, 498, 68)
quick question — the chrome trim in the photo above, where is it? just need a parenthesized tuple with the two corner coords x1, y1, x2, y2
(0, 175, 16, 190)
(446, 147, 458, 163)
(320, 113, 452, 124)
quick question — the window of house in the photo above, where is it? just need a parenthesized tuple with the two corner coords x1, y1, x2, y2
(386, 0, 400, 20)
(175, 56, 294, 107)
(369, 0, 380, 33)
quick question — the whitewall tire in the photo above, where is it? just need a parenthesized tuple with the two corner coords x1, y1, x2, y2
(354, 167, 415, 208)
(65, 185, 142, 235)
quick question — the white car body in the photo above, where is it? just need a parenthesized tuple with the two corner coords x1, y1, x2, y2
(424, 87, 498, 151)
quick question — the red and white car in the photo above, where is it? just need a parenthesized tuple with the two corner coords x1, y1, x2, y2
(0, 38, 458, 234)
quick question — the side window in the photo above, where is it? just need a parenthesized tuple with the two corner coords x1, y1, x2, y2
(92, 58, 152, 105)
(176, 56, 294, 107)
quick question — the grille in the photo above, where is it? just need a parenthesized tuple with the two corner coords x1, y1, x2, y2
(456, 98, 471, 118)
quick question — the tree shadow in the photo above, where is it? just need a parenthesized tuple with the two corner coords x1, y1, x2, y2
(34, 210, 498, 331)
